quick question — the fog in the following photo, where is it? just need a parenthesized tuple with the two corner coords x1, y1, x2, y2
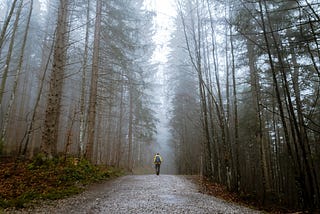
(148, 0, 177, 174)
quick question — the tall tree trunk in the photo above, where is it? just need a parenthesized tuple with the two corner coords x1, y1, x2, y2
(258, 0, 309, 208)
(247, 36, 272, 201)
(64, 106, 76, 160)
(79, 0, 90, 158)
(0, 0, 23, 147)
(3, 0, 33, 153)
(85, 0, 102, 162)
(203, 25, 220, 182)
(106, 102, 113, 165)
(21, 27, 55, 156)
(41, 0, 69, 159)
(116, 82, 124, 167)
(0, 0, 23, 107)
(263, 1, 318, 208)
(229, 16, 240, 192)
(290, 42, 320, 208)
(0, 0, 18, 53)
(127, 86, 133, 171)
(178, 1, 213, 177)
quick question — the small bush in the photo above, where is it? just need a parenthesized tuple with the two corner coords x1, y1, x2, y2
(27, 154, 55, 170)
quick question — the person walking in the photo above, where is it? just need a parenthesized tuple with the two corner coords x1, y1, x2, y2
(153, 153, 163, 175)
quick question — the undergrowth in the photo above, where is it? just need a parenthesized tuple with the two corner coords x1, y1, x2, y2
(0, 155, 123, 209)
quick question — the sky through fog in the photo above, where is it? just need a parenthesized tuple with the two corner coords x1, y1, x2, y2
(146, 0, 177, 173)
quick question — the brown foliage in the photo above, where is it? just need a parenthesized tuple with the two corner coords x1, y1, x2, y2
(197, 177, 305, 214)
(0, 159, 68, 202)
(0, 156, 121, 208)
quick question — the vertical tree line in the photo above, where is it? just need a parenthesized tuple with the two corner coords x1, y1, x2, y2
(0, 0, 157, 169)
(170, 0, 320, 210)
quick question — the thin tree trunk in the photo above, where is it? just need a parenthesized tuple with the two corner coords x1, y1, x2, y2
(264, 1, 317, 208)
(0, 0, 23, 107)
(79, 0, 90, 158)
(64, 106, 76, 160)
(0, 0, 18, 53)
(3, 0, 33, 152)
(21, 28, 55, 156)
(116, 82, 124, 167)
(247, 36, 272, 201)
(0, 0, 23, 144)
(258, 0, 304, 207)
(106, 102, 112, 165)
(290, 42, 320, 208)
(205, 0, 232, 187)
(229, 16, 240, 192)
(85, 0, 102, 162)
(127, 86, 133, 171)
(203, 24, 220, 182)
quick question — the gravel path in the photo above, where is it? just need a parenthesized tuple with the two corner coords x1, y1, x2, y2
(7, 175, 261, 214)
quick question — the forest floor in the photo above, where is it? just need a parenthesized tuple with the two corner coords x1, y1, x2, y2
(0, 157, 303, 213)
(197, 177, 300, 214)
(0, 156, 123, 210)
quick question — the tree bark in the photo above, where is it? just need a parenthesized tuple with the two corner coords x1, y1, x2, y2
(1, 0, 24, 145)
(0, 0, 23, 107)
(41, 0, 69, 159)
(79, 0, 90, 158)
(127, 85, 133, 171)
(116, 81, 124, 167)
(229, 14, 240, 192)
(85, 0, 102, 162)
(0, 0, 18, 53)
(21, 27, 55, 156)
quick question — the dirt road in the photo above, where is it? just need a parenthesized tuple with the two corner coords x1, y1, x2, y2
(8, 175, 261, 214)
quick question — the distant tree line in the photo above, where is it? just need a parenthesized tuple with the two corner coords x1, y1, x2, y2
(169, 0, 320, 210)
(0, 0, 158, 170)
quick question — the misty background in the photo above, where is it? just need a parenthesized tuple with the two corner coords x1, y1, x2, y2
(0, 0, 320, 210)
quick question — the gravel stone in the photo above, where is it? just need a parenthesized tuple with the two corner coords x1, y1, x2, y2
(6, 175, 261, 214)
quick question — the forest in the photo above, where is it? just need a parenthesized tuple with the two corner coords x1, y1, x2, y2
(0, 0, 319, 211)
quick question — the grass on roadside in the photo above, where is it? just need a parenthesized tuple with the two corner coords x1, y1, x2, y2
(0, 155, 123, 209)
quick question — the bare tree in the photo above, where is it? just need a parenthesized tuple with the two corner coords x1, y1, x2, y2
(0, 0, 18, 54)
(0, 0, 23, 107)
(2, 0, 33, 151)
(173, 0, 320, 210)
(0, 0, 23, 155)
